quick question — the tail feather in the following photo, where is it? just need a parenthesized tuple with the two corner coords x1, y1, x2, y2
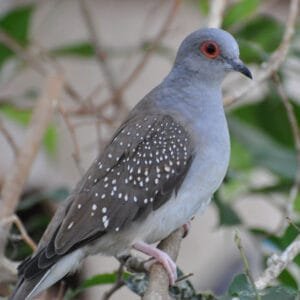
(9, 249, 84, 300)
(8, 276, 42, 300)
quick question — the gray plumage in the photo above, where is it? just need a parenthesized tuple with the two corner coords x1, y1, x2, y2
(10, 28, 251, 300)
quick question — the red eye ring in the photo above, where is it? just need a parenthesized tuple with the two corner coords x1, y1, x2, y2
(200, 41, 220, 59)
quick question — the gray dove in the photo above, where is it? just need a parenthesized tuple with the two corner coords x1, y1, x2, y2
(9, 27, 252, 300)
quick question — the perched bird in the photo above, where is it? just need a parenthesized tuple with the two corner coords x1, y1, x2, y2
(10, 28, 252, 300)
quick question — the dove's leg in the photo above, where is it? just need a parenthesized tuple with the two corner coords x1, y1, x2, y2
(133, 241, 177, 285)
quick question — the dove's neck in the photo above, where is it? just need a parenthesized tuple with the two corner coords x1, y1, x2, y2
(153, 65, 224, 118)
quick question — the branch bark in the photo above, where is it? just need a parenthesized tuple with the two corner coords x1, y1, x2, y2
(207, 0, 228, 28)
(142, 227, 184, 300)
(0, 117, 19, 156)
(79, 0, 119, 98)
(255, 235, 300, 290)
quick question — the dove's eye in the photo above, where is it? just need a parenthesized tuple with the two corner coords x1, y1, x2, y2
(200, 41, 220, 59)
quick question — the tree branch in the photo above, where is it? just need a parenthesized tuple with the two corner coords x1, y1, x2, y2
(142, 227, 184, 300)
(0, 214, 37, 252)
(102, 263, 125, 300)
(57, 102, 83, 175)
(207, 0, 228, 28)
(235, 231, 261, 300)
(255, 235, 300, 290)
(79, 0, 120, 100)
(0, 117, 19, 156)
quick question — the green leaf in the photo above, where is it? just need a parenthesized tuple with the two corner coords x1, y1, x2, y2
(65, 273, 120, 300)
(238, 38, 267, 64)
(230, 137, 253, 170)
(230, 93, 300, 149)
(43, 125, 58, 156)
(228, 118, 297, 180)
(198, 0, 210, 15)
(260, 286, 299, 300)
(223, 0, 260, 29)
(234, 15, 284, 53)
(228, 274, 253, 296)
(294, 194, 300, 214)
(214, 193, 241, 226)
(81, 273, 118, 288)
(1, 104, 58, 155)
(0, 5, 34, 67)
(278, 269, 298, 290)
(1, 103, 31, 125)
(220, 274, 299, 300)
(269, 224, 300, 250)
(52, 42, 95, 57)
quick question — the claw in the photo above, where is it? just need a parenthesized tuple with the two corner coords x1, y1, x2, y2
(133, 241, 177, 285)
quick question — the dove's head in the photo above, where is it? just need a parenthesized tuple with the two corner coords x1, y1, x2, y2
(174, 28, 252, 83)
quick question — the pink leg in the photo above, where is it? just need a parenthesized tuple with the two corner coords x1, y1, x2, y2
(133, 241, 177, 285)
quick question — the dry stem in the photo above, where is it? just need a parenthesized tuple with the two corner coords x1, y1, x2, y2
(207, 0, 228, 28)
(79, 0, 121, 108)
(0, 117, 19, 156)
(57, 103, 83, 175)
(1, 214, 37, 251)
(273, 73, 300, 232)
(255, 235, 300, 290)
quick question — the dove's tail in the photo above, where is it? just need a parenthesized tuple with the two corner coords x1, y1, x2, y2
(9, 249, 83, 300)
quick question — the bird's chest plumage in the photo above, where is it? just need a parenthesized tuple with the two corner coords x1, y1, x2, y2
(131, 102, 230, 245)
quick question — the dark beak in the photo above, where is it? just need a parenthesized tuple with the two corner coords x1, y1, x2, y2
(228, 58, 252, 79)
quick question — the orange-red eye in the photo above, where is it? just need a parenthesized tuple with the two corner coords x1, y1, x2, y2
(200, 41, 220, 59)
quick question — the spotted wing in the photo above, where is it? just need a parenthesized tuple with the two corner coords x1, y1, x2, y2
(54, 113, 194, 252)
(19, 113, 194, 279)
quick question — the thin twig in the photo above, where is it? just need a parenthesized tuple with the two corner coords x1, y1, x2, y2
(234, 231, 261, 300)
(102, 263, 125, 300)
(175, 272, 193, 283)
(0, 215, 37, 251)
(224, 0, 299, 107)
(0, 117, 19, 156)
(57, 103, 84, 175)
(0, 29, 83, 104)
(255, 235, 300, 290)
(207, 0, 228, 28)
(79, 0, 120, 106)
(286, 217, 300, 233)
(0, 29, 46, 75)
(143, 227, 184, 300)
(0, 75, 63, 254)
(273, 73, 300, 230)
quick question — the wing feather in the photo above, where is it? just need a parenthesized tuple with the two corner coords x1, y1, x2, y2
(20, 113, 195, 279)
